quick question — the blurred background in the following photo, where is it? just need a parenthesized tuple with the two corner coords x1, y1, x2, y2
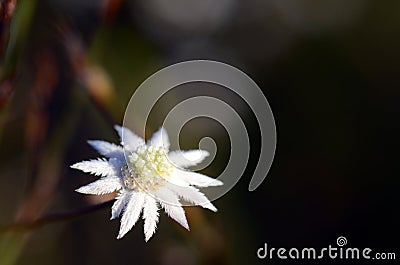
(0, 0, 399, 264)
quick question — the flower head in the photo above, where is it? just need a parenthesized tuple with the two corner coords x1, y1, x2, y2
(71, 125, 223, 241)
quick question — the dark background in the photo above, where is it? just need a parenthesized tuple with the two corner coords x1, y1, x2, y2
(0, 0, 399, 264)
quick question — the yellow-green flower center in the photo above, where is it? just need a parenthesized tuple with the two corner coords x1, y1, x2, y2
(122, 145, 174, 191)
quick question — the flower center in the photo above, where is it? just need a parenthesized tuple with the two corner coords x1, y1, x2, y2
(122, 145, 174, 191)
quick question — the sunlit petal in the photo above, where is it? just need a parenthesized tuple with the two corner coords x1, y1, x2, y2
(117, 192, 146, 239)
(168, 149, 209, 168)
(114, 125, 145, 151)
(149, 127, 170, 151)
(76, 176, 122, 195)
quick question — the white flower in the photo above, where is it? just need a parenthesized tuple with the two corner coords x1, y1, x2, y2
(71, 125, 223, 241)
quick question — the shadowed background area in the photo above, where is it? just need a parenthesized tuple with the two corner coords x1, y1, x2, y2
(0, 0, 399, 265)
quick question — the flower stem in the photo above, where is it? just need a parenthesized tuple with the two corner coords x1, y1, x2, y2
(0, 200, 114, 233)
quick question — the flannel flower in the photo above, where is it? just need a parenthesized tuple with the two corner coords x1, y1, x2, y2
(71, 126, 223, 241)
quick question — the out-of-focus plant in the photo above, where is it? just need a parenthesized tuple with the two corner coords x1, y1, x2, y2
(0, 1, 125, 265)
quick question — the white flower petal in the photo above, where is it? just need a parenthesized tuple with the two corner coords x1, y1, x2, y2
(168, 150, 209, 168)
(111, 191, 132, 220)
(76, 176, 122, 195)
(87, 140, 124, 159)
(108, 157, 125, 174)
(155, 187, 189, 230)
(71, 158, 116, 177)
(149, 127, 170, 151)
(117, 192, 146, 239)
(171, 168, 223, 187)
(114, 125, 145, 151)
(142, 195, 159, 241)
(166, 171, 190, 187)
(167, 184, 217, 212)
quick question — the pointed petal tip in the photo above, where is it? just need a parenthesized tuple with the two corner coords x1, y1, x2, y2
(149, 126, 170, 150)
(144, 229, 157, 242)
(210, 179, 224, 186)
(75, 186, 94, 195)
(205, 203, 218, 212)
(196, 179, 224, 187)
(86, 140, 94, 148)
(117, 228, 128, 239)
(144, 234, 152, 242)
(75, 187, 85, 193)
(87, 139, 105, 147)
(202, 150, 210, 157)
(86, 140, 97, 149)
(158, 126, 166, 133)
(179, 219, 190, 231)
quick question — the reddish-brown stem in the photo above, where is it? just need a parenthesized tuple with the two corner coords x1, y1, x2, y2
(0, 200, 114, 233)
